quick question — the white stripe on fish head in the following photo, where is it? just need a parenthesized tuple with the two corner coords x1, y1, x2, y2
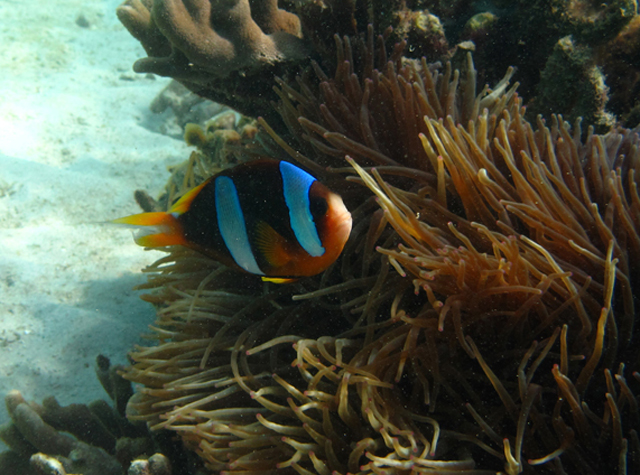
(279, 161, 325, 257)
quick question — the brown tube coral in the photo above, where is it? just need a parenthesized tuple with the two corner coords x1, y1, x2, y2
(117, 0, 306, 78)
(117, 0, 308, 120)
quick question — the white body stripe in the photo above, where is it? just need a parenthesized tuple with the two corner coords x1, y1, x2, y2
(215, 176, 264, 275)
(279, 161, 325, 257)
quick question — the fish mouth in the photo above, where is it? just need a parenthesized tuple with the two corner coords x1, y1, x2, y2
(325, 191, 352, 241)
(337, 210, 352, 224)
(335, 211, 353, 238)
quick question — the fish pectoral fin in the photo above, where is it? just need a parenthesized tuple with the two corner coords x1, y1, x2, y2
(261, 276, 297, 284)
(254, 221, 292, 268)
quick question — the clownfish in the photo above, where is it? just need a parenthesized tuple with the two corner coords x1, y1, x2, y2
(113, 160, 352, 283)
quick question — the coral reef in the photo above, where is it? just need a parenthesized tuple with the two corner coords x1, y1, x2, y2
(148, 80, 227, 138)
(0, 356, 195, 475)
(117, 0, 306, 75)
(128, 453, 172, 475)
(0, 390, 122, 475)
(528, 35, 615, 133)
(144, 108, 257, 214)
(452, 1, 638, 127)
(119, 1, 640, 131)
(118, 27, 640, 473)
(599, 15, 640, 127)
(116, 0, 309, 122)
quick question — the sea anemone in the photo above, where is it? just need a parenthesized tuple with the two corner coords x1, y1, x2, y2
(346, 109, 640, 473)
(121, 28, 640, 474)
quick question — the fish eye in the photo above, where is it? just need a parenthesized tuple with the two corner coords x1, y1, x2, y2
(309, 196, 328, 218)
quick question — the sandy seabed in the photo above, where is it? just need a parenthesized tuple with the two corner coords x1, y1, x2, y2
(0, 0, 190, 438)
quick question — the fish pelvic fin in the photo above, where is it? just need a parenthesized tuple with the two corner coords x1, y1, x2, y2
(111, 212, 187, 248)
(261, 276, 297, 284)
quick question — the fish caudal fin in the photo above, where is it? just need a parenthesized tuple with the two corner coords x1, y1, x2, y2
(111, 212, 187, 248)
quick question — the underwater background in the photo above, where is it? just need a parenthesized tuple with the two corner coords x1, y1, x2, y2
(0, 0, 188, 439)
(1, 1, 640, 474)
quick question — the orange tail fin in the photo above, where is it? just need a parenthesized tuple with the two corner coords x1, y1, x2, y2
(111, 212, 186, 248)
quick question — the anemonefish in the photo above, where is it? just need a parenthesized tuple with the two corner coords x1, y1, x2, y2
(113, 160, 352, 283)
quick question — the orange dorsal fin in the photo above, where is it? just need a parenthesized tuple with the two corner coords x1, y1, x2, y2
(111, 212, 186, 248)
(254, 221, 292, 269)
(169, 179, 210, 215)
